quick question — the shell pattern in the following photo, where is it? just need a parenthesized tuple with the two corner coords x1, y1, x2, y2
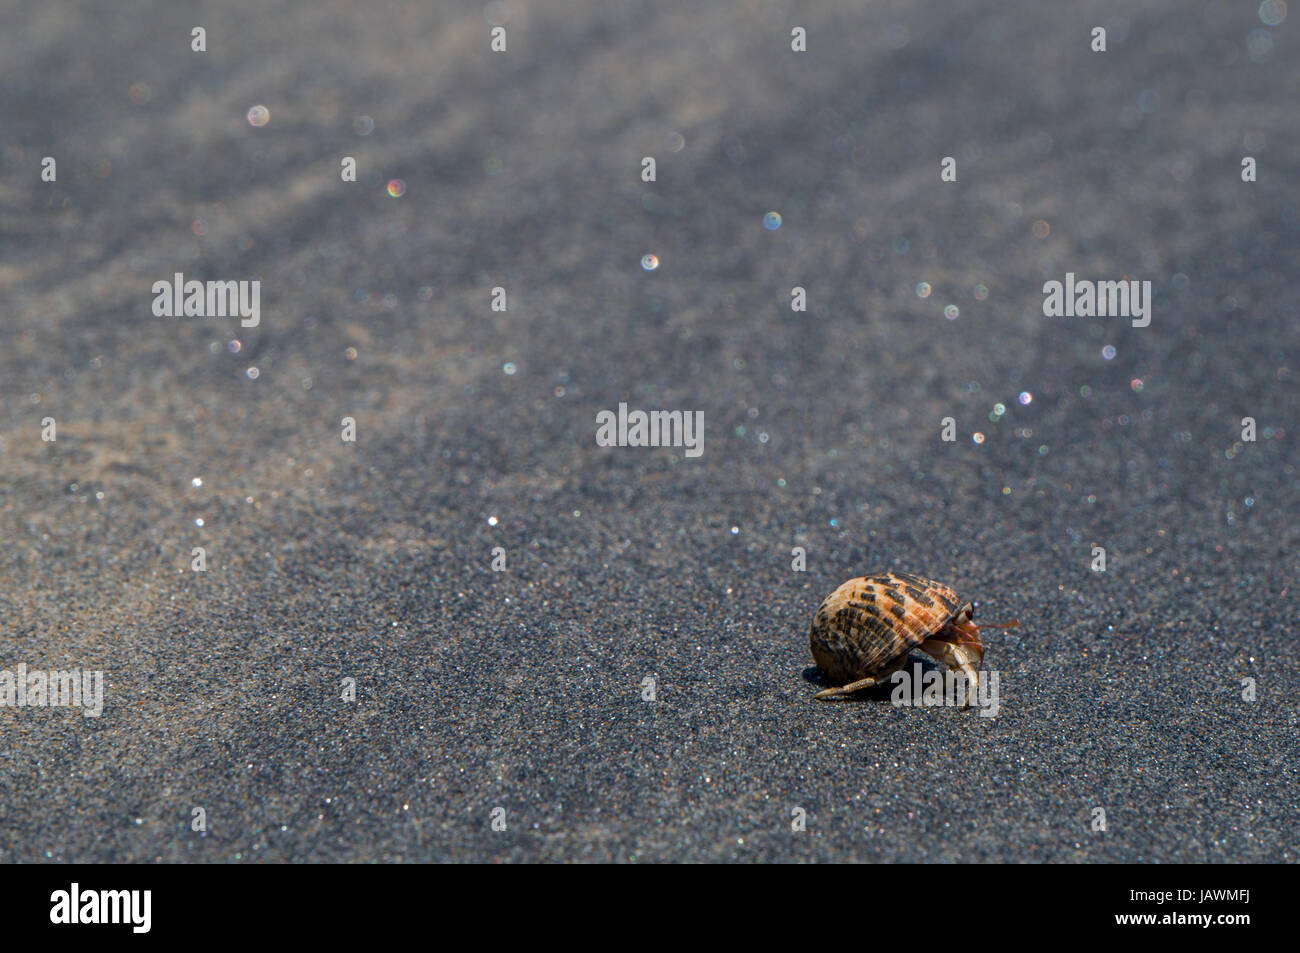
(809, 571, 969, 685)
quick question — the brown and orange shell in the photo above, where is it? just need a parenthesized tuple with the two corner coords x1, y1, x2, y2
(809, 571, 969, 684)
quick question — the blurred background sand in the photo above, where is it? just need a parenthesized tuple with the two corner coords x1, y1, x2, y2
(0, 0, 1296, 861)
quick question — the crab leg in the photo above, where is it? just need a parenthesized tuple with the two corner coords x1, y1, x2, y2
(813, 675, 881, 700)
(920, 627, 984, 707)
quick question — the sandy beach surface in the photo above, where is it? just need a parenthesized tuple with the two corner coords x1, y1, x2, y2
(0, 0, 1296, 861)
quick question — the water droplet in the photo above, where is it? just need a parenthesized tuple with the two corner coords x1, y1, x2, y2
(1247, 28, 1274, 62)
(1260, 0, 1287, 27)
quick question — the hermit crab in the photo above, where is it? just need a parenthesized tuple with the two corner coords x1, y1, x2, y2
(809, 571, 1013, 702)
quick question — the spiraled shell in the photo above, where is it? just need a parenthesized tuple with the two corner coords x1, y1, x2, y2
(810, 571, 966, 684)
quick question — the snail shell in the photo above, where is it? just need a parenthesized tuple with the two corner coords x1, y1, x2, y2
(809, 571, 984, 700)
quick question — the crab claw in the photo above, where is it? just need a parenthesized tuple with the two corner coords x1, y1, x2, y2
(920, 619, 984, 708)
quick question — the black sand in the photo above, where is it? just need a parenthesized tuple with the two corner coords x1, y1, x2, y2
(0, 1, 1296, 862)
